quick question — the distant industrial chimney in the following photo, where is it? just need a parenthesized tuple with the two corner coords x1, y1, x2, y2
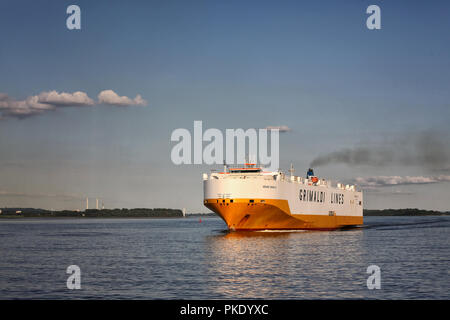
(86, 197, 89, 210)
(96, 198, 99, 210)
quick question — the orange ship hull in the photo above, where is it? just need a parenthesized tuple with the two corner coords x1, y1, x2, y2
(204, 198, 363, 231)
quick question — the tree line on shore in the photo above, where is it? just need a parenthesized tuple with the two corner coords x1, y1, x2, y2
(363, 208, 450, 216)
(0, 208, 183, 218)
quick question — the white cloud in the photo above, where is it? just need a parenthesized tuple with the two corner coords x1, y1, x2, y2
(353, 175, 450, 187)
(38, 90, 95, 106)
(98, 90, 147, 106)
(265, 125, 291, 132)
(0, 89, 147, 119)
(0, 94, 54, 118)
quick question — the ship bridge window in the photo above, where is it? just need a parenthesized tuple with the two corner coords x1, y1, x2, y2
(249, 199, 254, 203)
(230, 169, 261, 173)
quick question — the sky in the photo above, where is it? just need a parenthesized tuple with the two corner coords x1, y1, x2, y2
(1, 0, 450, 212)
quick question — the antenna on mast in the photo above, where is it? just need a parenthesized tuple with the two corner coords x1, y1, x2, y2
(289, 163, 295, 176)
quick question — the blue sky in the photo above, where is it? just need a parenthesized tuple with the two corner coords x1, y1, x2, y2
(1, 0, 450, 211)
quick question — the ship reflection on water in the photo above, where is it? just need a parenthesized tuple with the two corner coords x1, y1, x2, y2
(220, 229, 307, 239)
(204, 227, 368, 299)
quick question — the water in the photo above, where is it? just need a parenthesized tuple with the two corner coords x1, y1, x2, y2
(0, 216, 448, 299)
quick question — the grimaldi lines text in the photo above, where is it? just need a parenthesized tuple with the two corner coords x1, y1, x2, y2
(203, 165, 363, 230)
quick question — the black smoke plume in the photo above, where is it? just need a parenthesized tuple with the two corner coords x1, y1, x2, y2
(310, 132, 450, 172)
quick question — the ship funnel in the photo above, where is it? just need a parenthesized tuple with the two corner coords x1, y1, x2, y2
(289, 163, 295, 176)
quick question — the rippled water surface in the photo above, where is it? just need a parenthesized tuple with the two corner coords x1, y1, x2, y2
(0, 216, 449, 299)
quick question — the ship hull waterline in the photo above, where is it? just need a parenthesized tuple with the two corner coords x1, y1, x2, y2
(205, 198, 363, 231)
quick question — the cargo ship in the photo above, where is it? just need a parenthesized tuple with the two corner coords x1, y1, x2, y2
(203, 164, 363, 230)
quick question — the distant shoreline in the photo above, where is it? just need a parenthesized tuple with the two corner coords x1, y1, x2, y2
(0, 207, 449, 218)
(0, 208, 194, 219)
(363, 208, 450, 216)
